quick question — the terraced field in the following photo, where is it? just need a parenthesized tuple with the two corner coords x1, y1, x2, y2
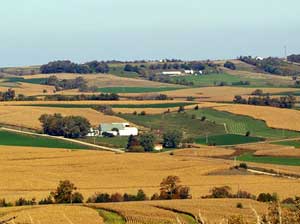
(189, 108, 300, 139)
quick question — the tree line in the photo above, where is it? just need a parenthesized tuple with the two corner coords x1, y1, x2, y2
(287, 54, 300, 63)
(40, 60, 109, 74)
(44, 93, 119, 101)
(233, 92, 296, 109)
(0, 176, 191, 207)
(39, 114, 91, 138)
(0, 89, 37, 101)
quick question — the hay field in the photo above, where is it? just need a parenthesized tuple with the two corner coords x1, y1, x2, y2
(0, 106, 126, 129)
(92, 199, 267, 223)
(0, 205, 103, 224)
(166, 147, 235, 158)
(213, 104, 300, 131)
(2, 146, 300, 202)
(0, 82, 55, 96)
(134, 86, 295, 102)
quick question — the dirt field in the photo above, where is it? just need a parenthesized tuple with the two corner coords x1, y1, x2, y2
(213, 104, 300, 131)
(1, 146, 300, 202)
(0, 106, 126, 129)
(0, 205, 103, 224)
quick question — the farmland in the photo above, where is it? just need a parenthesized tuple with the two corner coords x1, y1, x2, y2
(237, 153, 300, 166)
(196, 134, 263, 146)
(0, 130, 90, 149)
(97, 86, 184, 93)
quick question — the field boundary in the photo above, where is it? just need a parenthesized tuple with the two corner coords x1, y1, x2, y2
(0, 127, 124, 153)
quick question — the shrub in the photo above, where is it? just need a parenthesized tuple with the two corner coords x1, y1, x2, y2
(15, 198, 36, 206)
(163, 130, 183, 148)
(209, 186, 232, 198)
(139, 133, 156, 152)
(245, 131, 251, 137)
(178, 106, 185, 113)
(224, 61, 236, 70)
(38, 196, 54, 205)
(186, 96, 195, 101)
(236, 202, 243, 209)
(200, 116, 206, 121)
(194, 105, 199, 110)
(140, 111, 146, 116)
(257, 193, 278, 203)
(110, 193, 124, 202)
(282, 197, 296, 204)
(239, 163, 248, 169)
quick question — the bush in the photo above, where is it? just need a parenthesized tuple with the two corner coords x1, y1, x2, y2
(239, 163, 248, 169)
(163, 130, 183, 148)
(194, 105, 199, 110)
(200, 116, 206, 121)
(139, 133, 156, 152)
(38, 196, 54, 205)
(209, 186, 232, 198)
(15, 198, 36, 206)
(140, 111, 146, 116)
(257, 193, 278, 203)
(245, 131, 251, 137)
(224, 61, 236, 70)
(236, 202, 243, 209)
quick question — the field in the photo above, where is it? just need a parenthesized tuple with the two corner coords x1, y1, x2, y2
(237, 153, 300, 166)
(188, 108, 300, 139)
(0, 205, 104, 224)
(82, 136, 129, 149)
(196, 134, 264, 146)
(97, 86, 184, 93)
(118, 112, 226, 138)
(210, 103, 300, 132)
(0, 130, 90, 149)
(0, 105, 126, 130)
(274, 140, 300, 148)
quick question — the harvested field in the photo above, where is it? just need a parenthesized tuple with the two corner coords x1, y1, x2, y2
(91, 199, 267, 224)
(0, 205, 103, 224)
(0, 106, 126, 130)
(0, 82, 55, 96)
(2, 146, 300, 201)
(170, 147, 235, 157)
(213, 104, 300, 131)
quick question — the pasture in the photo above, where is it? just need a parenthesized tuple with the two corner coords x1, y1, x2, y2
(237, 153, 300, 166)
(196, 134, 263, 146)
(0, 130, 90, 149)
(274, 140, 300, 148)
(97, 86, 183, 93)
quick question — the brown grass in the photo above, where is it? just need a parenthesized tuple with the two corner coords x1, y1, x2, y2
(1, 146, 300, 202)
(0, 106, 126, 129)
(0, 205, 103, 224)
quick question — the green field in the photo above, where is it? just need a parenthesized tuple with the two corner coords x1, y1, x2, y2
(273, 140, 300, 148)
(4, 77, 48, 84)
(82, 136, 129, 149)
(188, 109, 300, 139)
(98, 209, 125, 224)
(20, 102, 195, 109)
(237, 153, 300, 166)
(97, 86, 183, 93)
(170, 73, 267, 87)
(196, 134, 263, 146)
(0, 130, 91, 149)
(118, 113, 226, 138)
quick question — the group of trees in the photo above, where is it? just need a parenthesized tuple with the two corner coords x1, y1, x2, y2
(287, 54, 300, 63)
(126, 130, 183, 152)
(44, 93, 119, 101)
(233, 94, 296, 108)
(0, 89, 37, 101)
(39, 113, 91, 138)
(1, 177, 190, 207)
(40, 60, 109, 74)
(224, 61, 236, 70)
(44, 75, 91, 91)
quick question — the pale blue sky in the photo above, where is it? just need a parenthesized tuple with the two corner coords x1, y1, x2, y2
(0, 0, 299, 66)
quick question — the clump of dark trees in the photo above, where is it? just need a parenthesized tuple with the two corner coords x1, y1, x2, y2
(39, 114, 91, 138)
(40, 60, 109, 74)
(233, 90, 296, 109)
(44, 93, 119, 101)
(202, 185, 279, 203)
(0, 89, 37, 101)
(224, 61, 236, 70)
(125, 130, 183, 152)
(287, 54, 300, 63)
(0, 176, 191, 207)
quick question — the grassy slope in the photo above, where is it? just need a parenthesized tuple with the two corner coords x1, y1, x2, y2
(118, 113, 226, 138)
(274, 140, 300, 148)
(0, 130, 90, 149)
(196, 134, 263, 146)
(97, 86, 184, 93)
(237, 153, 300, 166)
(188, 108, 299, 139)
(82, 136, 129, 149)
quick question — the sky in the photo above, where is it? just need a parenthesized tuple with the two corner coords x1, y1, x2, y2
(0, 0, 299, 67)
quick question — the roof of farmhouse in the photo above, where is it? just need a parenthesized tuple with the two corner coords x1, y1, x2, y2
(100, 123, 127, 131)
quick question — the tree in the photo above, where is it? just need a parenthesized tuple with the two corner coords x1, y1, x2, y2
(139, 133, 156, 152)
(210, 186, 232, 198)
(163, 130, 183, 148)
(127, 135, 143, 152)
(178, 106, 185, 113)
(224, 61, 236, 70)
(51, 180, 83, 204)
(159, 176, 190, 200)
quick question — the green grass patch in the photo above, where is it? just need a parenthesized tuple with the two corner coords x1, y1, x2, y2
(19, 102, 194, 109)
(118, 113, 226, 138)
(237, 153, 300, 166)
(5, 77, 48, 84)
(98, 209, 125, 224)
(196, 134, 263, 146)
(188, 109, 300, 139)
(97, 86, 183, 93)
(170, 73, 267, 87)
(82, 136, 128, 149)
(0, 130, 91, 149)
(273, 140, 300, 148)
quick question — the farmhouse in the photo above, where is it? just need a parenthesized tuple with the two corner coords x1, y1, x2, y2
(161, 71, 182, 75)
(100, 123, 138, 137)
(184, 70, 194, 75)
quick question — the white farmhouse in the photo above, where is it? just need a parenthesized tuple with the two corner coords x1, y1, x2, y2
(100, 123, 138, 137)
(161, 71, 182, 75)
(184, 70, 194, 75)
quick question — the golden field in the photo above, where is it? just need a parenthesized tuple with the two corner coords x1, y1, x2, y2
(213, 104, 300, 131)
(0, 205, 103, 224)
(0, 106, 126, 130)
(1, 146, 300, 202)
(92, 199, 267, 223)
(0, 82, 55, 96)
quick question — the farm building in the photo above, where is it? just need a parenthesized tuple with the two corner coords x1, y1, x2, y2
(161, 71, 182, 75)
(100, 123, 138, 137)
(184, 70, 194, 75)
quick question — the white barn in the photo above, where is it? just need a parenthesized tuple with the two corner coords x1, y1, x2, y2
(100, 123, 138, 137)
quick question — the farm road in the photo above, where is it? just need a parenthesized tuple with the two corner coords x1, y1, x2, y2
(0, 127, 124, 153)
